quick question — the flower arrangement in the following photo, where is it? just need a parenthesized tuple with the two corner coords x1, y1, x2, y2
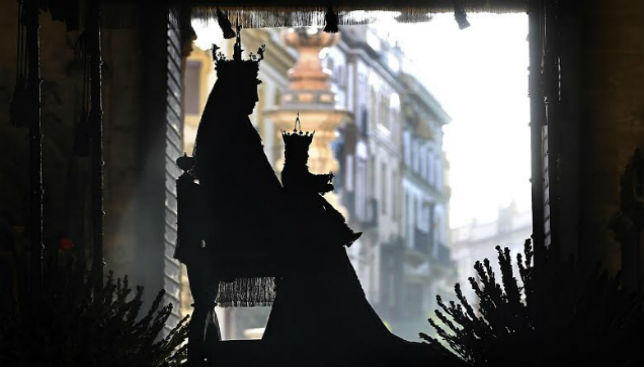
(0, 253, 188, 367)
(422, 240, 644, 367)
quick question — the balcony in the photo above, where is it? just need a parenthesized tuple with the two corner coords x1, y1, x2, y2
(342, 190, 355, 217)
(413, 228, 431, 254)
(433, 242, 452, 265)
(357, 197, 379, 228)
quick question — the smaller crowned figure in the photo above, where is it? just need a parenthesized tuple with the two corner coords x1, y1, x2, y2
(281, 113, 361, 248)
(263, 115, 393, 353)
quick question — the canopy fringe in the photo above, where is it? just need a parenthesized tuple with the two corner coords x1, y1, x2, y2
(190, 0, 526, 13)
(216, 276, 276, 307)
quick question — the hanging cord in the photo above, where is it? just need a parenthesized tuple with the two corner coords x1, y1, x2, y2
(453, 0, 470, 29)
(323, 5, 339, 33)
(10, 0, 30, 128)
(86, 0, 105, 290)
(72, 32, 90, 157)
(61, 31, 92, 265)
(216, 8, 236, 39)
(16, 0, 24, 82)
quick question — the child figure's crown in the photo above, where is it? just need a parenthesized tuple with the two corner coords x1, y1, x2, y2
(282, 113, 315, 166)
(281, 112, 314, 147)
(212, 24, 265, 84)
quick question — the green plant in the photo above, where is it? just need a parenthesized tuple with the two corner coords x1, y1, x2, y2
(421, 240, 644, 367)
(0, 257, 188, 367)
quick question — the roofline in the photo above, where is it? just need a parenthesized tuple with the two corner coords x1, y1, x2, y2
(400, 73, 451, 125)
(336, 29, 409, 93)
(337, 27, 451, 125)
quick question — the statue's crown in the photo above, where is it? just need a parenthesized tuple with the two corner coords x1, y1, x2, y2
(282, 113, 314, 149)
(212, 24, 265, 83)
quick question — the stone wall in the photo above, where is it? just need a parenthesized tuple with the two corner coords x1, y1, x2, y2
(582, 0, 644, 272)
(0, 2, 182, 312)
(556, 0, 644, 272)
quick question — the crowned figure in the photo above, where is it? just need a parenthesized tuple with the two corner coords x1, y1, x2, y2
(176, 26, 421, 367)
(175, 26, 285, 365)
(262, 114, 401, 362)
(280, 113, 361, 247)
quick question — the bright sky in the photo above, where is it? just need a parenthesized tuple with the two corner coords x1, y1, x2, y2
(192, 13, 531, 229)
(386, 13, 531, 228)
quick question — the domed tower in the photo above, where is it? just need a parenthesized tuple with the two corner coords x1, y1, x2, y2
(265, 28, 352, 214)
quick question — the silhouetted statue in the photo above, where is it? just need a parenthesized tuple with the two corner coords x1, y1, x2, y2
(175, 27, 420, 367)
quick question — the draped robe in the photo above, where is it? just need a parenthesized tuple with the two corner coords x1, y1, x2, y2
(192, 90, 285, 306)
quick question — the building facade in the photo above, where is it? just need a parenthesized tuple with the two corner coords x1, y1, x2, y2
(397, 73, 454, 337)
(315, 25, 455, 339)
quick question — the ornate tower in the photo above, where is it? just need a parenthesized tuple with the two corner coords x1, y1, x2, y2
(265, 28, 352, 212)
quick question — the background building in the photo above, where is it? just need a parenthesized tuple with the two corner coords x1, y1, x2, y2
(326, 26, 454, 339)
(397, 73, 454, 336)
(450, 203, 532, 302)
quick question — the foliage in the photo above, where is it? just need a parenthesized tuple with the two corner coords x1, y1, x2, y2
(0, 257, 188, 367)
(420, 240, 644, 367)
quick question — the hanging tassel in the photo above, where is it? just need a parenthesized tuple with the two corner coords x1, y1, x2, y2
(10, 1, 31, 128)
(454, 0, 470, 30)
(73, 32, 90, 157)
(323, 6, 339, 33)
(216, 8, 236, 39)
(217, 276, 276, 307)
(395, 10, 431, 23)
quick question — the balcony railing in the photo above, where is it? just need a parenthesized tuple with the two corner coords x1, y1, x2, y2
(358, 198, 379, 228)
(413, 228, 431, 254)
(433, 242, 451, 265)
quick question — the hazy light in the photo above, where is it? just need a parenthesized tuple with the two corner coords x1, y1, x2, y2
(389, 13, 530, 227)
(191, 12, 531, 229)
(192, 18, 224, 51)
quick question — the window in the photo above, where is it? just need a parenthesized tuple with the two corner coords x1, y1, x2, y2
(370, 87, 377, 129)
(428, 152, 434, 185)
(380, 163, 387, 215)
(379, 91, 390, 129)
(347, 63, 354, 110)
(337, 65, 344, 85)
(404, 192, 410, 239)
(346, 155, 354, 192)
(414, 197, 419, 229)
(355, 158, 367, 220)
(274, 88, 282, 106)
(392, 170, 399, 219)
(403, 131, 411, 165)
(360, 106, 368, 136)
(420, 146, 427, 178)
(412, 141, 420, 172)
(434, 210, 443, 246)
(427, 202, 435, 247)
(368, 156, 375, 199)
(435, 156, 441, 189)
